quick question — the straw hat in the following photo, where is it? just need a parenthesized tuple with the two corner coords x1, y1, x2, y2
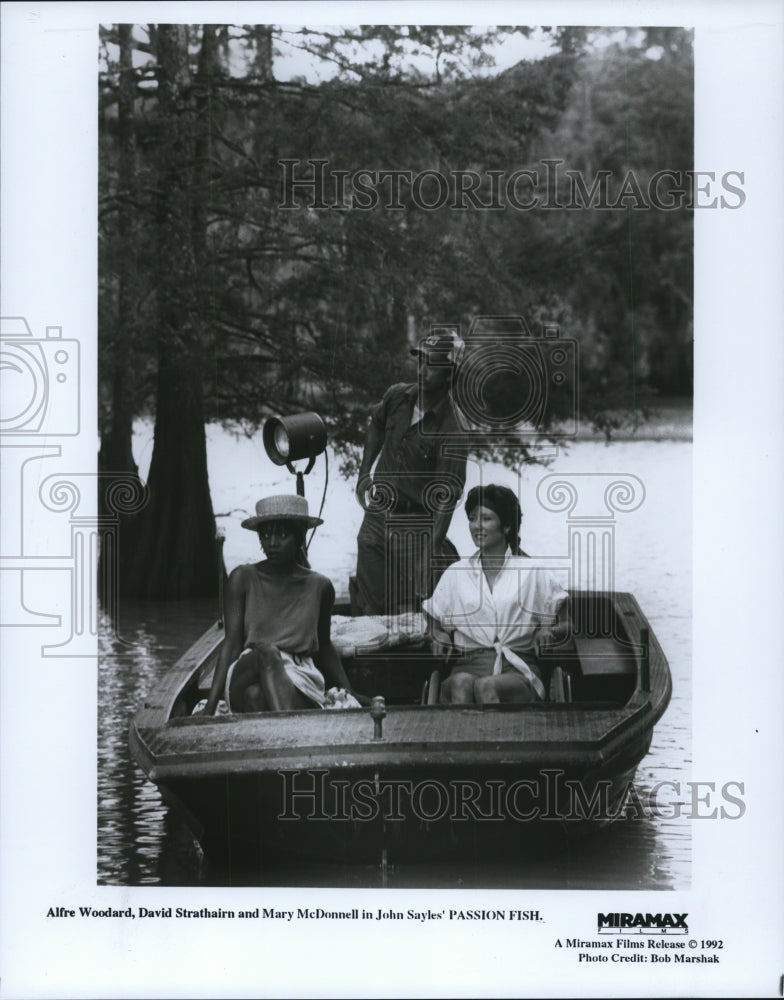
(241, 494, 323, 530)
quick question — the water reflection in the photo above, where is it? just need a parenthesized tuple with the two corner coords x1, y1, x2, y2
(98, 600, 215, 886)
(99, 441, 692, 890)
(230, 815, 673, 890)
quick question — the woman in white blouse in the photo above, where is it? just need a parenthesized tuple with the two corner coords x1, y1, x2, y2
(422, 484, 570, 704)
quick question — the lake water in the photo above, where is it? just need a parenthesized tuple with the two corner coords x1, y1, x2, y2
(98, 434, 691, 889)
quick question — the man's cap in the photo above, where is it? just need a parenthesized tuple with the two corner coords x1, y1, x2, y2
(410, 329, 465, 365)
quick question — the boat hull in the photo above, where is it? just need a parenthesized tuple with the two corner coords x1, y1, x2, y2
(129, 590, 671, 870)
(150, 757, 646, 868)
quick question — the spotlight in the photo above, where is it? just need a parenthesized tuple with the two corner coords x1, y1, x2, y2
(263, 412, 327, 495)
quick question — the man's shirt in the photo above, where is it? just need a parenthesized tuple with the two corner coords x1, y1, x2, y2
(370, 382, 467, 512)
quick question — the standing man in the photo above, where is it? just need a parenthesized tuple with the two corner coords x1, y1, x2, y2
(354, 329, 468, 615)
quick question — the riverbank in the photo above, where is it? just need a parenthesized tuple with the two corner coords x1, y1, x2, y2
(574, 397, 692, 442)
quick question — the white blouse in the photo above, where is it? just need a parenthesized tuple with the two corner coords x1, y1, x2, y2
(422, 549, 568, 695)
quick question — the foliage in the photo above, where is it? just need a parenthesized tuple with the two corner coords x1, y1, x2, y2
(98, 23, 693, 595)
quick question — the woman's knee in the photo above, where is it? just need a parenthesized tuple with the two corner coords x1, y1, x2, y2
(448, 672, 475, 702)
(474, 676, 499, 703)
(237, 682, 266, 712)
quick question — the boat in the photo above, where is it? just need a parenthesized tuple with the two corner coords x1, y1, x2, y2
(129, 588, 672, 871)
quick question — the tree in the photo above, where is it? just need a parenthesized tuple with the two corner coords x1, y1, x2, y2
(98, 24, 692, 597)
(98, 23, 140, 481)
(105, 25, 222, 597)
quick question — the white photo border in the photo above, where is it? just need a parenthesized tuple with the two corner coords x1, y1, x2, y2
(1, 2, 782, 997)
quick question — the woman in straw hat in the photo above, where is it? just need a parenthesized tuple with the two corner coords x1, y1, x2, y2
(202, 494, 366, 714)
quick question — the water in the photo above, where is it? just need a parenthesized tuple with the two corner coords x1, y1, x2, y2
(98, 437, 691, 888)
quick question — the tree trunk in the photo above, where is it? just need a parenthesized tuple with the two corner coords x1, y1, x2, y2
(121, 24, 220, 599)
(99, 23, 139, 482)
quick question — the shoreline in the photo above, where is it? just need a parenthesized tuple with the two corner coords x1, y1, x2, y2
(570, 399, 692, 443)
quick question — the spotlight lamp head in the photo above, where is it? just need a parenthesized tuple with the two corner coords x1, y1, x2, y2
(263, 412, 328, 494)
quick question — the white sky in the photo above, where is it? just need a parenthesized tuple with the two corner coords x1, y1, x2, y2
(271, 25, 560, 82)
(113, 24, 642, 86)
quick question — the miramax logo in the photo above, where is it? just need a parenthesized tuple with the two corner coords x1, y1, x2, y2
(597, 913, 688, 935)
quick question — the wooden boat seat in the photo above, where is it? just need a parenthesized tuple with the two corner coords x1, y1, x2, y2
(569, 634, 637, 703)
(540, 633, 636, 704)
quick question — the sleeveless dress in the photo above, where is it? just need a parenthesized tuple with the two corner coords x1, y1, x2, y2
(225, 562, 332, 709)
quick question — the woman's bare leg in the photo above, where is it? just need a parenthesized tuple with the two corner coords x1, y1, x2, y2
(474, 673, 539, 704)
(445, 671, 476, 704)
(229, 645, 315, 711)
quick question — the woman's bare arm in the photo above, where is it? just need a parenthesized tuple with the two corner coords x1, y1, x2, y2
(424, 610, 454, 658)
(313, 581, 370, 705)
(203, 567, 247, 714)
(535, 596, 572, 656)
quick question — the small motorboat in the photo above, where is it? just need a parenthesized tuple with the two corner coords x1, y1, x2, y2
(129, 588, 671, 872)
